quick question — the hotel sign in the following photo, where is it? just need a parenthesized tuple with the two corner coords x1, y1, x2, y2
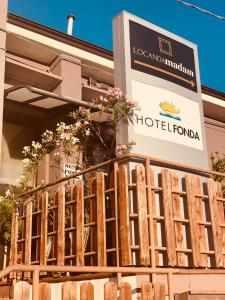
(113, 11, 208, 168)
(130, 20, 197, 92)
(131, 82, 203, 150)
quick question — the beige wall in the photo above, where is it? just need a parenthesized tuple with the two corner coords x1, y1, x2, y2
(204, 117, 225, 167)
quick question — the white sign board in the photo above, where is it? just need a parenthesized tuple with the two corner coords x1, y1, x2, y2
(63, 163, 76, 177)
(132, 81, 203, 150)
(113, 11, 209, 168)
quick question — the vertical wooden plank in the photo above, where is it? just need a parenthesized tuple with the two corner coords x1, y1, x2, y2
(35, 195, 41, 264)
(10, 207, 18, 266)
(118, 165, 132, 266)
(136, 164, 150, 266)
(75, 180, 84, 266)
(62, 281, 77, 300)
(0, 286, 10, 299)
(147, 166, 159, 266)
(24, 200, 33, 265)
(114, 162, 120, 268)
(120, 282, 131, 300)
(52, 190, 58, 261)
(108, 170, 117, 266)
(207, 178, 223, 267)
(96, 172, 106, 266)
(194, 177, 208, 267)
(153, 282, 165, 300)
(57, 186, 65, 266)
(80, 282, 94, 300)
(185, 174, 201, 267)
(13, 281, 30, 300)
(171, 173, 185, 266)
(40, 192, 48, 266)
(104, 282, 117, 300)
(161, 169, 177, 266)
(24, 199, 33, 278)
(141, 282, 153, 300)
(39, 282, 51, 300)
(71, 184, 77, 264)
(69, 185, 74, 261)
(89, 177, 97, 266)
(215, 182, 225, 267)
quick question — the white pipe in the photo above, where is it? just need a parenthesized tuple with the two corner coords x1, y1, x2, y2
(67, 14, 75, 36)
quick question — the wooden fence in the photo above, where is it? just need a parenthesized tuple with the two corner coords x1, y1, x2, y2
(9, 156, 225, 273)
(9, 280, 166, 300)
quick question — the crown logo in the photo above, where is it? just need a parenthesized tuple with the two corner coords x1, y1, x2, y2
(159, 101, 181, 121)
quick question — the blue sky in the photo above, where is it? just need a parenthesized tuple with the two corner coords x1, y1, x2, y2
(8, 0, 225, 93)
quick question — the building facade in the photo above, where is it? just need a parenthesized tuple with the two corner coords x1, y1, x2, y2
(0, 6, 225, 299)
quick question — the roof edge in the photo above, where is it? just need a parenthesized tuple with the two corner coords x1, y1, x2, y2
(201, 86, 225, 101)
(7, 13, 113, 61)
(7, 14, 225, 100)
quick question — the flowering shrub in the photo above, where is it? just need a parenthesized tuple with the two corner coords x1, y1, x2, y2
(93, 88, 139, 123)
(211, 152, 225, 193)
(0, 196, 13, 244)
(115, 140, 136, 156)
(1, 88, 140, 245)
(1, 88, 139, 210)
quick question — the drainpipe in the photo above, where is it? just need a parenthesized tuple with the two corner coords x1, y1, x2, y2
(67, 14, 75, 36)
(0, 0, 7, 161)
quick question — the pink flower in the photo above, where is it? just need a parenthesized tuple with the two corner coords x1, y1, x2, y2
(85, 128, 90, 136)
(75, 121, 81, 128)
(79, 106, 86, 115)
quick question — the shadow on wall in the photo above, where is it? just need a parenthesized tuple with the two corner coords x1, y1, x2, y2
(2, 122, 37, 160)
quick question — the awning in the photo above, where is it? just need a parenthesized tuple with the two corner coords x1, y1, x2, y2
(4, 85, 100, 110)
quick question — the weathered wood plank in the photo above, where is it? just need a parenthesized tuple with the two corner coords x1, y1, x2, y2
(62, 281, 77, 300)
(10, 207, 18, 266)
(80, 282, 94, 300)
(194, 177, 208, 267)
(68, 185, 74, 260)
(75, 180, 84, 266)
(96, 172, 106, 266)
(40, 192, 48, 266)
(24, 200, 33, 266)
(147, 166, 159, 266)
(118, 165, 132, 266)
(71, 184, 77, 263)
(185, 174, 201, 267)
(120, 282, 131, 300)
(141, 282, 153, 300)
(104, 282, 117, 300)
(89, 177, 97, 266)
(56, 186, 65, 266)
(171, 173, 185, 266)
(136, 164, 150, 266)
(0, 285, 10, 299)
(52, 190, 58, 260)
(24, 199, 33, 278)
(215, 182, 225, 267)
(39, 282, 51, 300)
(161, 169, 177, 266)
(153, 282, 165, 300)
(13, 281, 30, 300)
(207, 178, 223, 267)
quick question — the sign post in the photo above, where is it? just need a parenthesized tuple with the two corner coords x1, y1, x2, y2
(113, 11, 208, 168)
